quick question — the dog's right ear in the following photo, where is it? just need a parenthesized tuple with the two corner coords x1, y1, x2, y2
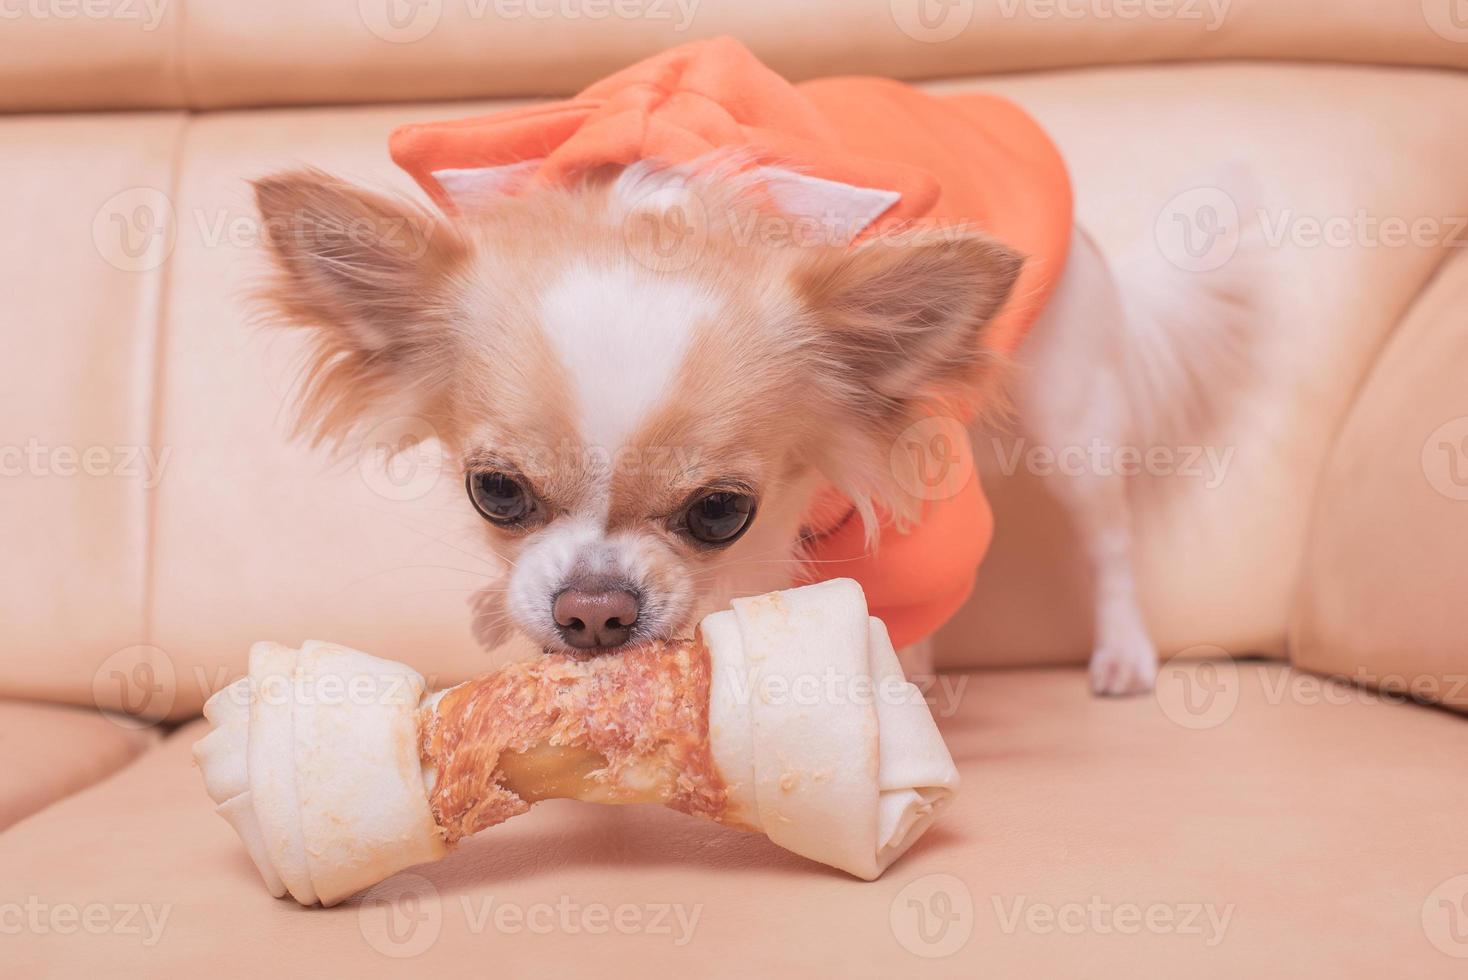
(252, 168, 468, 443)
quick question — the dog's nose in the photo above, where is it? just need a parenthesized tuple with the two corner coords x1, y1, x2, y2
(552, 586, 640, 650)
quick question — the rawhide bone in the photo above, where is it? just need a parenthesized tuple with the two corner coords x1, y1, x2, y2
(193, 579, 959, 906)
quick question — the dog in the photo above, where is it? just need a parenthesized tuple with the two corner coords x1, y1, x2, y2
(251, 41, 1255, 696)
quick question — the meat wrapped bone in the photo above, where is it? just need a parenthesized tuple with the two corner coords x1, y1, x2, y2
(192, 579, 959, 907)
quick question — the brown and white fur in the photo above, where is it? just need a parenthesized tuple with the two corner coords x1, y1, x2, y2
(253, 161, 1254, 695)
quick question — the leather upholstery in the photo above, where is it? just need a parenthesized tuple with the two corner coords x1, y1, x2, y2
(938, 63, 1468, 668)
(5, 5, 1468, 970)
(0, 112, 184, 706)
(1292, 248, 1468, 711)
(12, 60, 1468, 715)
(5, 0, 1468, 112)
(6, 663, 1468, 975)
(0, 699, 156, 832)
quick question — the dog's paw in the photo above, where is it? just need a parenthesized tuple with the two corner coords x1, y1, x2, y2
(1089, 642, 1158, 697)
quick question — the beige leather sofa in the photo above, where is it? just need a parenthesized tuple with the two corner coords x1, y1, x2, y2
(4, 2, 1468, 975)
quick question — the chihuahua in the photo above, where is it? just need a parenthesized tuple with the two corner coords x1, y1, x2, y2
(252, 150, 1254, 696)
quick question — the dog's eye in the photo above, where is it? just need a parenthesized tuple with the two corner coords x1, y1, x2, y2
(682, 491, 756, 546)
(467, 471, 536, 526)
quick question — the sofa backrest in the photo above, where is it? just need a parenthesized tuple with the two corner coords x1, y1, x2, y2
(4, 0, 1468, 112)
(3, 2, 1467, 722)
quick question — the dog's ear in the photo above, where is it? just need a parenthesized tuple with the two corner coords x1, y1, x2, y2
(252, 168, 468, 443)
(793, 232, 1024, 525)
(796, 232, 1023, 407)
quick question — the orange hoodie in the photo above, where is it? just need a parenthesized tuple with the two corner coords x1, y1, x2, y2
(391, 37, 1072, 648)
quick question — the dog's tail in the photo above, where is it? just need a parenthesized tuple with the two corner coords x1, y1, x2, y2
(1106, 163, 1267, 457)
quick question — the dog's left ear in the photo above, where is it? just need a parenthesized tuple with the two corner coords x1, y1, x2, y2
(793, 232, 1023, 527)
(252, 168, 469, 444)
(795, 233, 1025, 409)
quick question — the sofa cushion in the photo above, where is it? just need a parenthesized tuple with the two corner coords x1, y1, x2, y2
(0, 112, 184, 709)
(5, 0, 1468, 112)
(6, 63, 1468, 714)
(1291, 248, 1468, 712)
(0, 699, 156, 832)
(4, 662, 1466, 975)
(938, 62, 1468, 667)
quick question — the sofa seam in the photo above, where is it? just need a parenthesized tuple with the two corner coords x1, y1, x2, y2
(169, 0, 195, 109)
(139, 114, 193, 648)
(1281, 243, 1468, 663)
